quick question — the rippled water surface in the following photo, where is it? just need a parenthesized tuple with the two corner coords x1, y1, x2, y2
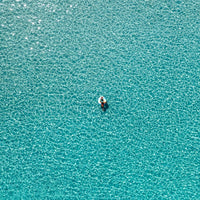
(1, 0, 200, 199)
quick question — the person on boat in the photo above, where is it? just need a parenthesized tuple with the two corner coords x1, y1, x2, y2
(100, 97, 105, 108)
(98, 96, 107, 110)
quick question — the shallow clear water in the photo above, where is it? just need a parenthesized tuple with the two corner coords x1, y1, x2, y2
(1, 0, 200, 199)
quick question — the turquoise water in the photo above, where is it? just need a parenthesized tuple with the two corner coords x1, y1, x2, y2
(1, 0, 200, 199)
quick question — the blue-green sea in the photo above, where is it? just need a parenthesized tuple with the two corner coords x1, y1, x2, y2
(1, 0, 200, 199)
